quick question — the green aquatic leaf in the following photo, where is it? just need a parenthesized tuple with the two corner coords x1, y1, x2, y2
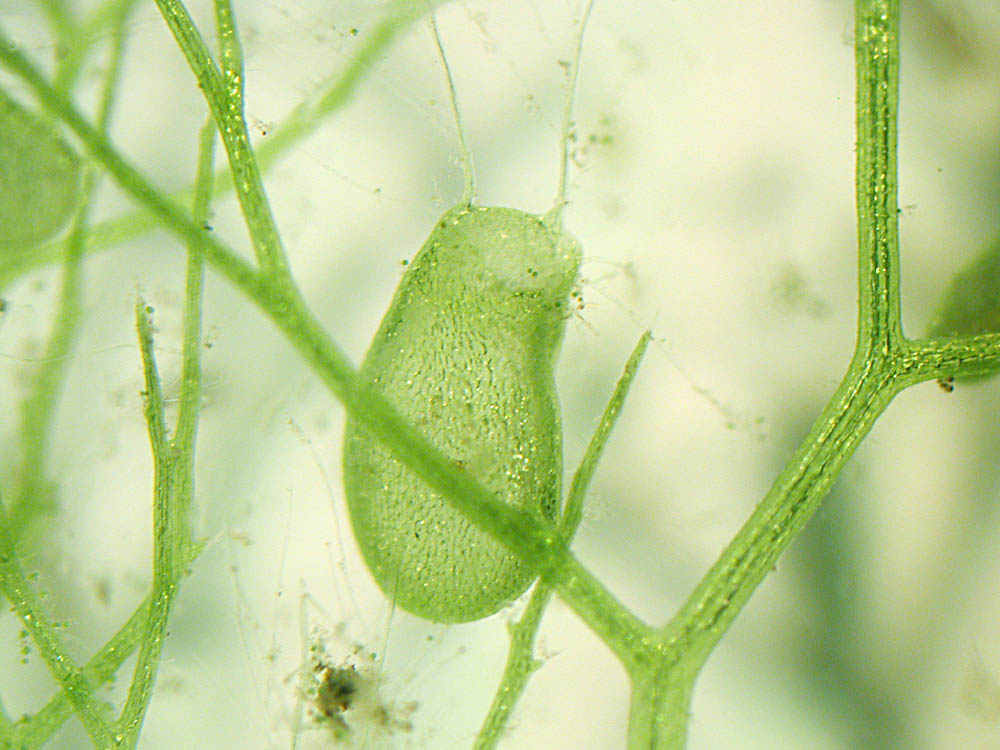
(343, 204, 580, 623)
(926, 234, 1000, 383)
(0, 88, 81, 250)
(927, 235, 1000, 339)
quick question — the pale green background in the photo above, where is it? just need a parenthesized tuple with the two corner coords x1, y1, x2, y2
(1, 1, 1000, 748)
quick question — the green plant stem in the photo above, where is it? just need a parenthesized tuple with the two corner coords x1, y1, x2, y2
(561, 333, 651, 538)
(9, 191, 87, 535)
(114, 303, 177, 750)
(169, 119, 214, 567)
(9, 0, 135, 542)
(152, 0, 289, 274)
(0, 8, 177, 747)
(622, 3, 907, 746)
(854, 0, 902, 355)
(0, 501, 115, 748)
(114, 119, 212, 750)
(269, 289, 656, 659)
(897, 335, 1000, 383)
(668, 0, 902, 665)
(38, 0, 75, 63)
(0, 0, 442, 294)
(7, 4, 1000, 746)
(4, 0, 999, 682)
(473, 584, 552, 750)
(11, 541, 203, 749)
(474, 332, 651, 749)
(3, 109, 211, 750)
(49, 0, 142, 93)
(0, 31, 657, 663)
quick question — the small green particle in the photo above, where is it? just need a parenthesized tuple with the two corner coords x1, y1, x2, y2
(18, 628, 31, 663)
(343, 204, 580, 623)
(0, 88, 81, 249)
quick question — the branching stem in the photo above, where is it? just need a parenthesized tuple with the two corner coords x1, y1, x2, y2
(2, 2, 1000, 748)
